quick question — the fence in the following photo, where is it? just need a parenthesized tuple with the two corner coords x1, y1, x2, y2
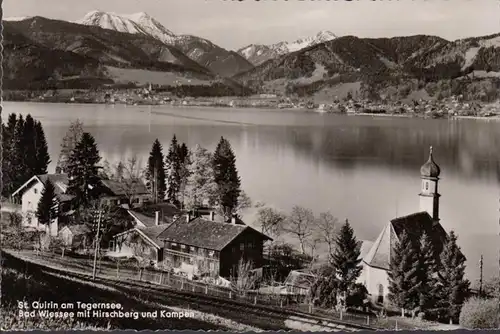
(18, 250, 400, 330)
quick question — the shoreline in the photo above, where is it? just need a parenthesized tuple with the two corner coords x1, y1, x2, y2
(4, 100, 499, 121)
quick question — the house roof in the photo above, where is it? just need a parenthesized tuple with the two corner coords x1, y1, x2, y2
(158, 217, 272, 251)
(284, 270, 316, 289)
(130, 203, 181, 227)
(114, 223, 171, 249)
(65, 224, 91, 236)
(12, 173, 148, 202)
(100, 179, 149, 196)
(11, 174, 75, 203)
(363, 211, 448, 270)
(137, 225, 171, 248)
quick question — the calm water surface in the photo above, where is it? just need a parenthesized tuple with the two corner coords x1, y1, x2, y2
(4, 102, 500, 281)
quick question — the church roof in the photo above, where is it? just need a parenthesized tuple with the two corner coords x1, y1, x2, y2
(420, 146, 441, 178)
(363, 211, 448, 270)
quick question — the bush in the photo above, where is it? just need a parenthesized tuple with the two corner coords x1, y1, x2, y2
(459, 297, 499, 329)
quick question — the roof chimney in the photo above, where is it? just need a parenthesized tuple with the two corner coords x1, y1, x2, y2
(209, 211, 215, 221)
(186, 211, 192, 223)
(231, 215, 237, 225)
(155, 211, 160, 226)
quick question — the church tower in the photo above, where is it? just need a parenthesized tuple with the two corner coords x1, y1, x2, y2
(419, 146, 441, 222)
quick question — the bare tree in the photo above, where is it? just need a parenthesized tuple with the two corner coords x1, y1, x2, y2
(255, 206, 286, 238)
(231, 259, 257, 294)
(234, 190, 252, 217)
(107, 156, 146, 207)
(283, 206, 316, 255)
(314, 211, 339, 262)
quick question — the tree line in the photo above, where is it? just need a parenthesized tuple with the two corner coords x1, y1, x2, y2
(144, 135, 250, 221)
(388, 229, 470, 324)
(2, 113, 50, 198)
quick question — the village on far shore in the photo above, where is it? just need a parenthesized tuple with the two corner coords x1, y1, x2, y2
(4, 84, 500, 119)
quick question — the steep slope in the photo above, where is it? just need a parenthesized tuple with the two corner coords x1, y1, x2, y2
(237, 31, 337, 65)
(5, 17, 212, 79)
(76, 11, 254, 77)
(3, 24, 108, 89)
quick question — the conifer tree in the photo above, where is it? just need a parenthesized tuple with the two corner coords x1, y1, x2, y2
(11, 115, 27, 190)
(165, 135, 181, 206)
(23, 114, 37, 176)
(34, 121, 51, 175)
(2, 114, 18, 196)
(67, 132, 102, 208)
(388, 230, 421, 313)
(212, 136, 241, 220)
(432, 231, 470, 323)
(416, 231, 438, 314)
(57, 119, 84, 174)
(331, 220, 363, 301)
(36, 179, 58, 230)
(177, 142, 192, 209)
(145, 139, 166, 203)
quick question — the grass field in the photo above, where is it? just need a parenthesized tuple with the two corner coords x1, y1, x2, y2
(0, 251, 245, 331)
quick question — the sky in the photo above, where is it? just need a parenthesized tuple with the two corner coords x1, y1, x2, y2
(4, 0, 500, 50)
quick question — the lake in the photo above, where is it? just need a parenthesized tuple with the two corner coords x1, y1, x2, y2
(4, 102, 500, 282)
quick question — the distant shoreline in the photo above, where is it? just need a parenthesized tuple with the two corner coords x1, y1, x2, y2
(4, 94, 499, 121)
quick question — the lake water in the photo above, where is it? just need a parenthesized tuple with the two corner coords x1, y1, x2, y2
(4, 102, 500, 282)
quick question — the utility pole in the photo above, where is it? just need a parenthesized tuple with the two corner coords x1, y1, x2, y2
(92, 209, 102, 281)
(479, 254, 483, 297)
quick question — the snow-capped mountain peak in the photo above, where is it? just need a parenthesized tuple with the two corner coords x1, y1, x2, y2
(282, 30, 337, 53)
(76, 11, 176, 43)
(237, 30, 337, 65)
(3, 16, 32, 21)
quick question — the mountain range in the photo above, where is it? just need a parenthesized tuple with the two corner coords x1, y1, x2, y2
(76, 11, 253, 77)
(4, 11, 500, 102)
(234, 34, 500, 101)
(237, 31, 337, 66)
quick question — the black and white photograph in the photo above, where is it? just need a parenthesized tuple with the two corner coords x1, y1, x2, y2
(1, 0, 500, 331)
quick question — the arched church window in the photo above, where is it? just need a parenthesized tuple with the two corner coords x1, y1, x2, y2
(377, 284, 384, 304)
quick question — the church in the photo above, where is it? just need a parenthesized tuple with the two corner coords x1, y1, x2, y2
(358, 146, 449, 305)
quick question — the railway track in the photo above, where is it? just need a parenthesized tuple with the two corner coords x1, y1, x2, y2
(6, 251, 374, 331)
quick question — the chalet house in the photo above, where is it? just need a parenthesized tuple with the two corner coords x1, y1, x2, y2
(358, 147, 451, 305)
(10, 173, 150, 236)
(158, 213, 272, 279)
(98, 179, 150, 208)
(11, 174, 75, 236)
(59, 224, 91, 249)
(109, 203, 181, 263)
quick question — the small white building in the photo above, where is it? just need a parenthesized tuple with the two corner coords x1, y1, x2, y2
(11, 174, 74, 236)
(10, 173, 151, 237)
(59, 224, 91, 248)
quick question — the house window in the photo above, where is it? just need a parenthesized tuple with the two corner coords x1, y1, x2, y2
(246, 242, 253, 249)
(34, 189, 38, 194)
(209, 262, 214, 271)
(208, 250, 215, 257)
(425, 182, 429, 190)
(240, 243, 244, 251)
(180, 244, 186, 250)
